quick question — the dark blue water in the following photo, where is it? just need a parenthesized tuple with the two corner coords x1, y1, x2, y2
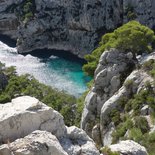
(0, 42, 91, 97)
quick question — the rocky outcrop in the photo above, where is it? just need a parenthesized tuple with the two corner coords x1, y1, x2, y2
(81, 48, 136, 138)
(0, 96, 66, 142)
(60, 126, 99, 155)
(100, 69, 153, 144)
(0, 130, 68, 155)
(109, 140, 148, 155)
(0, 0, 155, 57)
(0, 96, 100, 155)
(81, 49, 155, 147)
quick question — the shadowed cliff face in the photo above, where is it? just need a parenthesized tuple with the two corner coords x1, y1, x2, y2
(0, 0, 155, 57)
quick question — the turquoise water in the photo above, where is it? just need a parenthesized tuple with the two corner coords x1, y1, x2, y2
(0, 41, 91, 97)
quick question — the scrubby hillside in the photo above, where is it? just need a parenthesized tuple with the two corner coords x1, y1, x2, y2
(81, 21, 155, 155)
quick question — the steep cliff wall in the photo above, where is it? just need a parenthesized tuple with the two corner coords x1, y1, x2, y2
(0, 0, 155, 57)
(81, 49, 155, 153)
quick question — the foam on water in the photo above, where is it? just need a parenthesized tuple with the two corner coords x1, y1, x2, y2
(0, 41, 90, 97)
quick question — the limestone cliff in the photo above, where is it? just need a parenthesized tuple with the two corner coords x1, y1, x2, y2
(0, 0, 155, 57)
(81, 49, 155, 154)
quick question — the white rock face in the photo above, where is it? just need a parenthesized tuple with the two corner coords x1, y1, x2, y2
(60, 126, 100, 155)
(100, 69, 153, 145)
(0, 96, 66, 143)
(81, 48, 136, 138)
(0, 130, 68, 155)
(81, 50, 155, 146)
(0, 96, 99, 155)
(109, 140, 148, 155)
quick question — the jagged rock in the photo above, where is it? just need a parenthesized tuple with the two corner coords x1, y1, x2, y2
(103, 122, 115, 146)
(0, 96, 66, 143)
(81, 49, 155, 146)
(0, 128, 100, 155)
(141, 105, 149, 115)
(140, 52, 155, 64)
(100, 69, 153, 145)
(95, 48, 135, 100)
(92, 124, 102, 147)
(81, 48, 135, 139)
(0, 96, 99, 155)
(0, 130, 68, 155)
(81, 91, 97, 137)
(109, 140, 148, 155)
(0, 0, 155, 57)
(60, 126, 100, 155)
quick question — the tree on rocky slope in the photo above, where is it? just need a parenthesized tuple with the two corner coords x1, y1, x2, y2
(83, 21, 155, 77)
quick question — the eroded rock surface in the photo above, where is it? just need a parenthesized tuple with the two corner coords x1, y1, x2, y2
(0, 96, 100, 155)
(109, 140, 148, 155)
(0, 130, 68, 155)
(60, 126, 100, 155)
(81, 49, 155, 147)
(0, 0, 155, 57)
(81, 48, 136, 138)
(0, 96, 66, 143)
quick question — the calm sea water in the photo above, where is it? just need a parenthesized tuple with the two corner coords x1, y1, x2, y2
(0, 41, 91, 97)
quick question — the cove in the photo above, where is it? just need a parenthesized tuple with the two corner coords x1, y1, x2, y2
(0, 41, 91, 97)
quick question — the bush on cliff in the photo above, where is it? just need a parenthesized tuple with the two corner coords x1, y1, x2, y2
(83, 21, 155, 76)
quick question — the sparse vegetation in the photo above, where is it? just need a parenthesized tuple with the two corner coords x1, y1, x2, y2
(13, 0, 35, 22)
(101, 146, 120, 155)
(125, 4, 137, 20)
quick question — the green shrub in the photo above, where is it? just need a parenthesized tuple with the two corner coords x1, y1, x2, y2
(125, 4, 137, 20)
(117, 96, 128, 108)
(14, 0, 35, 22)
(141, 132, 155, 155)
(142, 59, 155, 78)
(0, 94, 11, 103)
(134, 116, 149, 133)
(83, 21, 155, 76)
(112, 118, 133, 143)
(101, 146, 120, 155)
(109, 109, 121, 126)
(129, 128, 143, 142)
(25, 12, 33, 19)
(124, 79, 134, 89)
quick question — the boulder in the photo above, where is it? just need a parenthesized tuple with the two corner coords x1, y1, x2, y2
(60, 126, 100, 155)
(0, 96, 100, 155)
(0, 130, 68, 155)
(141, 105, 149, 115)
(109, 140, 148, 155)
(0, 96, 66, 143)
(92, 124, 102, 147)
